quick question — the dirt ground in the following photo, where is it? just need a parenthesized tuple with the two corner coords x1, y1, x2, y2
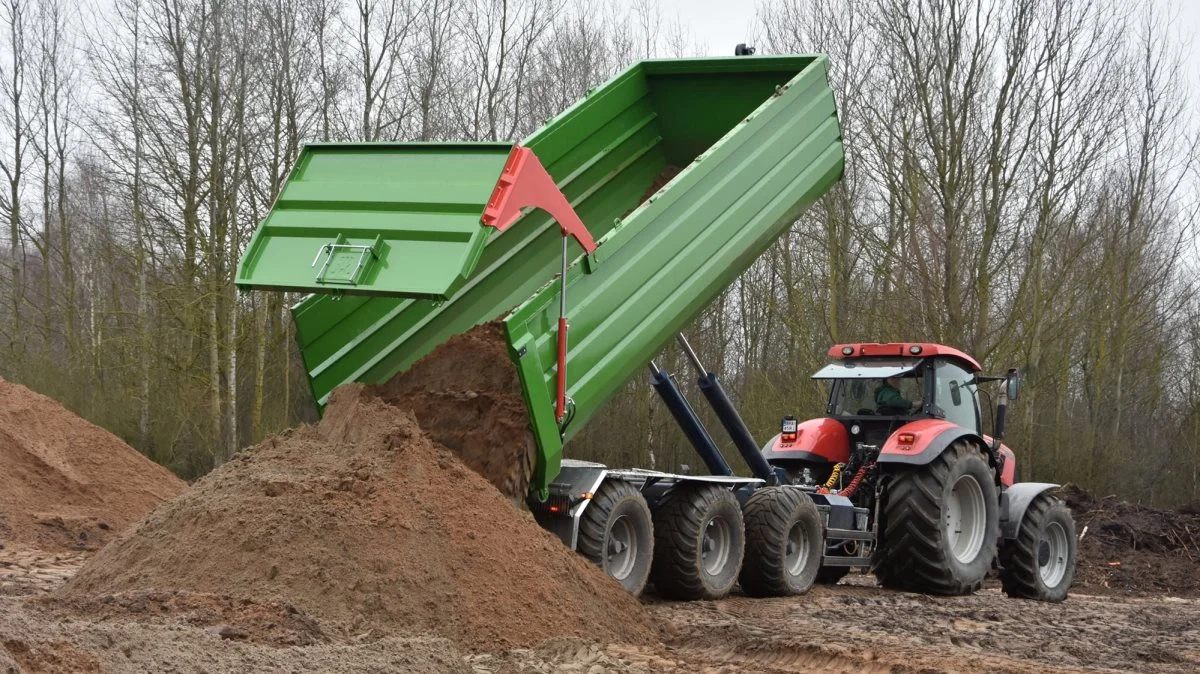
(4, 561, 1199, 673)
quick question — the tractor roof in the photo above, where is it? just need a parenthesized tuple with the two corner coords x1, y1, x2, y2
(828, 343, 982, 372)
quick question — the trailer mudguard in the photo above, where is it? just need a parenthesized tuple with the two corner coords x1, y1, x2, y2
(999, 482, 1059, 540)
(761, 417, 849, 464)
(876, 419, 987, 466)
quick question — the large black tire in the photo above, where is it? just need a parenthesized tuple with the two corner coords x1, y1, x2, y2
(873, 440, 1000, 595)
(577, 479, 654, 596)
(651, 485, 745, 600)
(739, 487, 823, 597)
(999, 493, 1076, 602)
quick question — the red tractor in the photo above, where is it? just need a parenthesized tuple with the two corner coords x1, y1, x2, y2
(760, 342, 1077, 601)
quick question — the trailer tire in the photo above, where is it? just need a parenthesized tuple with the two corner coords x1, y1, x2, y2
(999, 494, 1076, 602)
(577, 479, 654, 596)
(873, 440, 999, 595)
(739, 487, 822, 597)
(651, 485, 744, 600)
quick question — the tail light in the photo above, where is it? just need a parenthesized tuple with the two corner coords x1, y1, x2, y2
(781, 415, 798, 443)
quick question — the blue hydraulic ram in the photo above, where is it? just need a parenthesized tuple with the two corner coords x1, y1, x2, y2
(648, 361, 734, 477)
(676, 334, 781, 485)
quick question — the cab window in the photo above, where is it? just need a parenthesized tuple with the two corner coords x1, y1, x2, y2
(934, 361, 980, 432)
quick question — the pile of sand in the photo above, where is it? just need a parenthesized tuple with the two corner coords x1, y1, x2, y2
(1061, 485, 1200, 597)
(60, 326, 656, 652)
(366, 322, 536, 501)
(0, 377, 186, 552)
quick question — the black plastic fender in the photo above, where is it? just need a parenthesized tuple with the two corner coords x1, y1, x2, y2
(999, 482, 1059, 540)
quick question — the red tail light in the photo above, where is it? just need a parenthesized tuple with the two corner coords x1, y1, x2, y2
(780, 415, 799, 444)
(897, 432, 916, 445)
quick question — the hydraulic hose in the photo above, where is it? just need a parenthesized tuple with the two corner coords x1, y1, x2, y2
(817, 463, 845, 494)
(838, 462, 875, 499)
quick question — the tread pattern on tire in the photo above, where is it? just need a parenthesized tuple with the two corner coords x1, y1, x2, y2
(872, 440, 998, 595)
(999, 493, 1076, 602)
(739, 486, 821, 597)
(576, 479, 653, 596)
(651, 485, 744, 600)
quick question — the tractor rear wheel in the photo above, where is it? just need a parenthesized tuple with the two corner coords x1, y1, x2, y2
(999, 493, 1076, 602)
(739, 486, 822, 597)
(577, 479, 654, 596)
(651, 485, 745, 600)
(873, 440, 999, 595)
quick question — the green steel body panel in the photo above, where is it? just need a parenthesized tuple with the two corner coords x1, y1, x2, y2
(508, 59, 844, 494)
(236, 142, 513, 299)
(238, 55, 844, 498)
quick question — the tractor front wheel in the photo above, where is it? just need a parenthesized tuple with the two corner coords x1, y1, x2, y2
(651, 485, 745, 600)
(739, 486, 822, 597)
(873, 440, 999, 595)
(577, 479, 654, 596)
(999, 493, 1076, 602)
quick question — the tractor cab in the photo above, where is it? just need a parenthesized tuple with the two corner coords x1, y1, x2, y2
(762, 343, 997, 485)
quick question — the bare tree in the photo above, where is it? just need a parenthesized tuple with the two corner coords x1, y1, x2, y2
(0, 0, 31, 361)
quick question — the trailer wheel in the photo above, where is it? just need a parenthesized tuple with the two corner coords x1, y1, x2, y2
(651, 485, 744, 600)
(873, 440, 999, 595)
(576, 479, 654, 596)
(999, 493, 1076, 602)
(739, 487, 822, 597)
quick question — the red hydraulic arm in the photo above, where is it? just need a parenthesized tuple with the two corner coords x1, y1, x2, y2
(482, 146, 596, 425)
(481, 146, 597, 253)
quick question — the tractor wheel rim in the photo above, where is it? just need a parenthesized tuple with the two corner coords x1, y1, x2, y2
(785, 520, 810, 576)
(701, 516, 732, 576)
(1039, 521, 1069, 587)
(946, 474, 986, 563)
(606, 515, 637, 581)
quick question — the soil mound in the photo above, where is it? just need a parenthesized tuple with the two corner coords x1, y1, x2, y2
(1060, 485, 1200, 596)
(366, 322, 535, 502)
(0, 377, 185, 552)
(60, 384, 656, 651)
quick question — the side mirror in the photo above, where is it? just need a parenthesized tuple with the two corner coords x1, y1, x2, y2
(1005, 368, 1020, 400)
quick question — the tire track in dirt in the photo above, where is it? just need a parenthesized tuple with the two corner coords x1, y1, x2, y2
(651, 585, 1200, 674)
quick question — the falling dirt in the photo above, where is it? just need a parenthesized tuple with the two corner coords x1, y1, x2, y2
(58, 381, 656, 653)
(0, 377, 185, 552)
(1059, 485, 1200, 597)
(364, 321, 536, 502)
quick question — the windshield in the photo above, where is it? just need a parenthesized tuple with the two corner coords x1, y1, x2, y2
(829, 369, 925, 417)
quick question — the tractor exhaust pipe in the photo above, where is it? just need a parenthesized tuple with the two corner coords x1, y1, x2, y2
(993, 368, 1020, 449)
(676, 334, 780, 485)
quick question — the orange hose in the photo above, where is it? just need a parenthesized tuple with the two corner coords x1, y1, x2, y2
(839, 462, 875, 499)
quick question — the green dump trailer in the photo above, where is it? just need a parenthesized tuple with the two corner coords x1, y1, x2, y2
(238, 54, 845, 599)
